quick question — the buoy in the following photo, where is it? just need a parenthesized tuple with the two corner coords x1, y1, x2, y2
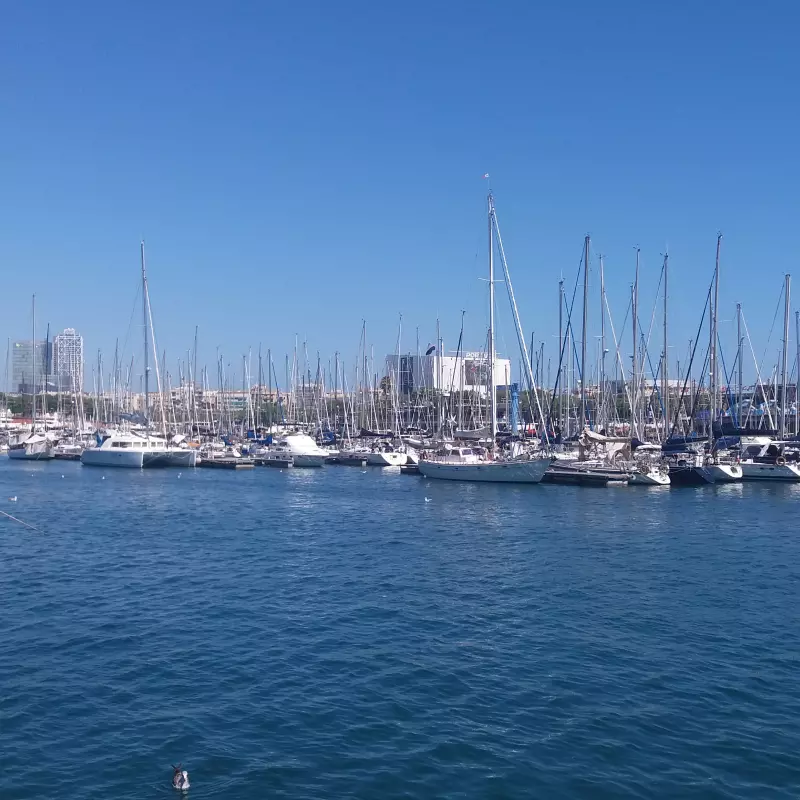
(102, 476, 105, 480)
(172, 765, 190, 791)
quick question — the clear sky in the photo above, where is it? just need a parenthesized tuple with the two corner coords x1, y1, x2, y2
(2, 1, 799, 390)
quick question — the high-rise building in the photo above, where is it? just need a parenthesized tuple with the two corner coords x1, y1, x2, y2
(53, 328, 84, 390)
(11, 340, 52, 393)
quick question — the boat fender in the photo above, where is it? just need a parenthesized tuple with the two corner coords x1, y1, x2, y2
(777, 456, 786, 466)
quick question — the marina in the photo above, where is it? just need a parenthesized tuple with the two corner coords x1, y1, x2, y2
(4, 3, 800, 796)
(4, 202, 800, 492)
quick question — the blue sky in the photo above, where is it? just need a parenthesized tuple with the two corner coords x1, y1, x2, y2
(2, 1, 799, 390)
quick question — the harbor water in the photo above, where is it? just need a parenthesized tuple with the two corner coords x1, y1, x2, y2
(2, 462, 800, 798)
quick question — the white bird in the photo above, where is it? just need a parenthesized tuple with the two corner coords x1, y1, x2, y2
(361, 470, 367, 474)
(61, 475, 65, 479)
(102, 476, 105, 480)
(172, 765, 190, 791)
(424, 497, 432, 502)
(8, 496, 17, 502)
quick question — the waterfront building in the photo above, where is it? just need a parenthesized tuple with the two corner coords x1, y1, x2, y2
(386, 352, 513, 396)
(11, 340, 52, 393)
(53, 328, 84, 390)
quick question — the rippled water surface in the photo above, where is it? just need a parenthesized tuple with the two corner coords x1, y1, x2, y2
(2, 461, 800, 798)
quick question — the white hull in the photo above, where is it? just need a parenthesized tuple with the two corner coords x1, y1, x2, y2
(366, 451, 408, 467)
(81, 448, 197, 468)
(740, 461, 800, 481)
(81, 449, 145, 468)
(705, 463, 742, 482)
(418, 457, 551, 483)
(629, 469, 671, 486)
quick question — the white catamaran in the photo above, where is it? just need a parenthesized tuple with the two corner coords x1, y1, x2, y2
(81, 243, 197, 469)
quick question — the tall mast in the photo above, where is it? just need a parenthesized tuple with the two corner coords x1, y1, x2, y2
(632, 248, 640, 438)
(141, 241, 149, 434)
(436, 317, 442, 434)
(257, 343, 263, 431)
(796, 310, 799, 436)
(558, 278, 564, 433)
(710, 235, 721, 449)
(267, 348, 273, 429)
(737, 303, 743, 430)
(488, 192, 497, 444)
(599, 257, 605, 432)
(334, 351, 339, 429)
(780, 273, 791, 440)
(662, 252, 669, 440)
(44, 322, 50, 426)
(580, 235, 589, 430)
(31, 294, 36, 428)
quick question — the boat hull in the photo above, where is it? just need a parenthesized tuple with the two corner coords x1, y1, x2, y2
(543, 463, 632, 486)
(81, 448, 197, 468)
(336, 452, 370, 466)
(740, 461, 800, 481)
(418, 457, 551, 483)
(629, 469, 671, 486)
(81, 449, 145, 468)
(8, 441, 55, 460)
(366, 451, 408, 467)
(292, 454, 325, 467)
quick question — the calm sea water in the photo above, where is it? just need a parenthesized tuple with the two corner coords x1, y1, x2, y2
(1, 461, 800, 799)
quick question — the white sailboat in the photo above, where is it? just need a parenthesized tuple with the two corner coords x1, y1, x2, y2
(9, 295, 55, 461)
(82, 243, 197, 469)
(419, 190, 552, 484)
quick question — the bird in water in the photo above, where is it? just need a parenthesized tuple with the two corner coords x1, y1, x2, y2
(8, 496, 17, 502)
(172, 764, 190, 791)
(424, 497, 432, 502)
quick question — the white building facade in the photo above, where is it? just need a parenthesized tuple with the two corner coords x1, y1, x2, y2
(386, 352, 513, 397)
(53, 328, 84, 390)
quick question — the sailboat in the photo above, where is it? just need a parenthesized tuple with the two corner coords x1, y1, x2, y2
(9, 295, 55, 461)
(739, 274, 800, 481)
(669, 236, 741, 485)
(82, 243, 197, 469)
(419, 191, 552, 484)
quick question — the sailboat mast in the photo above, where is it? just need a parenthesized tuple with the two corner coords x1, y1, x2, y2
(662, 252, 669, 440)
(488, 193, 497, 444)
(580, 235, 589, 430)
(780, 272, 791, 440)
(141, 241, 149, 434)
(796, 311, 799, 436)
(558, 279, 564, 433)
(710, 235, 721, 448)
(32, 294, 36, 428)
(737, 303, 743, 429)
(599, 257, 605, 432)
(632, 248, 639, 439)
